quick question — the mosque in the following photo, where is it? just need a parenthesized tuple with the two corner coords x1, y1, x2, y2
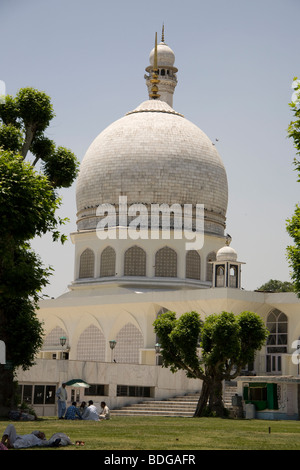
(17, 29, 300, 420)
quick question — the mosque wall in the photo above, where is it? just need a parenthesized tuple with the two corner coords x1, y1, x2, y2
(16, 359, 200, 417)
(70, 229, 226, 287)
(15, 288, 300, 418)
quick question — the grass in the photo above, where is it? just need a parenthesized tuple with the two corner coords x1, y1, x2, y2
(1, 416, 300, 451)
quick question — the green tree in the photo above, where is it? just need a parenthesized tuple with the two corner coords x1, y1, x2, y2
(257, 279, 295, 293)
(153, 310, 268, 417)
(287, 78, 300, 296)
(0, 87, 78, 188)
(0, 87, 79, 414)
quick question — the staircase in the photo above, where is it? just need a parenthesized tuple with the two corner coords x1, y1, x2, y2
(111, 382, 238, 417)
(223, 381, 238, 409)
(110, 393, 200, 417)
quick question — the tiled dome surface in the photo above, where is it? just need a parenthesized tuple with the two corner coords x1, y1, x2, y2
(76, 100, 228, 233)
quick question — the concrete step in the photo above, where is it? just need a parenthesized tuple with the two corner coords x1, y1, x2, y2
(128, 403, 197, 411)
(223, 385, 238, 406)
(111, 385, 238, 417)
(111, 393, 200, 417)
(111, 409, 195, 417)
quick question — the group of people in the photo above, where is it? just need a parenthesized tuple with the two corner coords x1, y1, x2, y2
(0, 382, 111, 450)
(64, 400, 110, 421)
(56, 382, 110, 421)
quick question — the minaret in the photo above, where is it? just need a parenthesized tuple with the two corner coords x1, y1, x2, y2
(145, 25, 178, 107)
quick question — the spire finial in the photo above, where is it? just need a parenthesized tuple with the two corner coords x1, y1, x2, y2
(161, 23, 165, 43)
(225, 233, 232, 246)
(149, 32, 160, 100)
(154, 31, 158, 71)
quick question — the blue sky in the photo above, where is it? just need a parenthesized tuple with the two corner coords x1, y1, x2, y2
(1, 0, 299, 297)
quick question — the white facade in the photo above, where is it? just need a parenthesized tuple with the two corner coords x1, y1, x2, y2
(16, 30, 300, 420)
(16, 284, 300, 418)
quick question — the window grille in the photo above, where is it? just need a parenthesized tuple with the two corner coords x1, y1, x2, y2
(79, 248, 95, 278)
(186, 250, 201, 280)
(155, 247, 177, 277)
(124, 246, 146, 276)
(100, 246, 116, 277)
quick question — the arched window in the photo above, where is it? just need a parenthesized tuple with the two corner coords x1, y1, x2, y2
(206, 252, 216, 281)
(100, 246, 116, 277)
(155, 247, 177, 277)
(114, 323, 144, 364)
(43, 326, 67, 349)
(186, 250, 201, 280)
(266, 309, 288, 352)
(124, 246, 146, 276)
(216, 265, 225, 287)
(266, 309, 288, 373)
(155, 307, 169, 349)
(76, 325, 105, 361)
(79, 248, 95, 278)
(229, 265, 238, 288)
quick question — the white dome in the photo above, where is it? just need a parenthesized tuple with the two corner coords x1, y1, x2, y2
(76, 99, 228, 234)
(149, 41, 176, 68)
(216, 245, 238, 262)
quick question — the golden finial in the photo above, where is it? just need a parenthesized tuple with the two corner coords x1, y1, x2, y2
(149, 32, 160, 100)
(161, 23, 165, 43)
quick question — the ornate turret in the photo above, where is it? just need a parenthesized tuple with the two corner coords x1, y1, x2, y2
(210, 236, 245, 289)
(145, 25, 178, 107)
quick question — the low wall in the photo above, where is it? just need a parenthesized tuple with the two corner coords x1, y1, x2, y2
(16, 359, 200, 416)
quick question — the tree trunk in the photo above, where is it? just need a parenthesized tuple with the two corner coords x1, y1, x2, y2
(0, 304, 17, 416)
(194, 377, 226, 418)
(194, 380, 210, 417)
(0, 366, 16, 417)
(208, 377, 226, 417)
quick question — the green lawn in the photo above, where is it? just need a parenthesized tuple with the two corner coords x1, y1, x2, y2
(1, 416, 300, 450)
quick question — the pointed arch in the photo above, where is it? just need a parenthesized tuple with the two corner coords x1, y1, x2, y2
(79, 248, 95, 278)
(186, 250, 201, 280)
(155, 307, 170, 344)
(43, 326, 67, 349)
(206, 251, 216, 282)
(124, 246, 146, 276)
(100, 246, 116, 277)
(76, 325, 106, 361)
(114, 323, 144, 364)
(266, 308, 288, 373)
(155, 246, 177, 277)
(266, 308, 288, 351)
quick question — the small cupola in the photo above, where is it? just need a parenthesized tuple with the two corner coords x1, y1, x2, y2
(210, 235, 245, 288)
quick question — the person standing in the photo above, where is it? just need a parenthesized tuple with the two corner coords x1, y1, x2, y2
(56, 382, 68, 419)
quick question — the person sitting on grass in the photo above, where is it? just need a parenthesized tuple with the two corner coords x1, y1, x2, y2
(81, 400, 100, 420)
(65, 401, 82, 420)
(99, 401, 110, 420)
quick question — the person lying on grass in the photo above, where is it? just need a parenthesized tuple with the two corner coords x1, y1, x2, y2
(1, 424, 73, 449)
